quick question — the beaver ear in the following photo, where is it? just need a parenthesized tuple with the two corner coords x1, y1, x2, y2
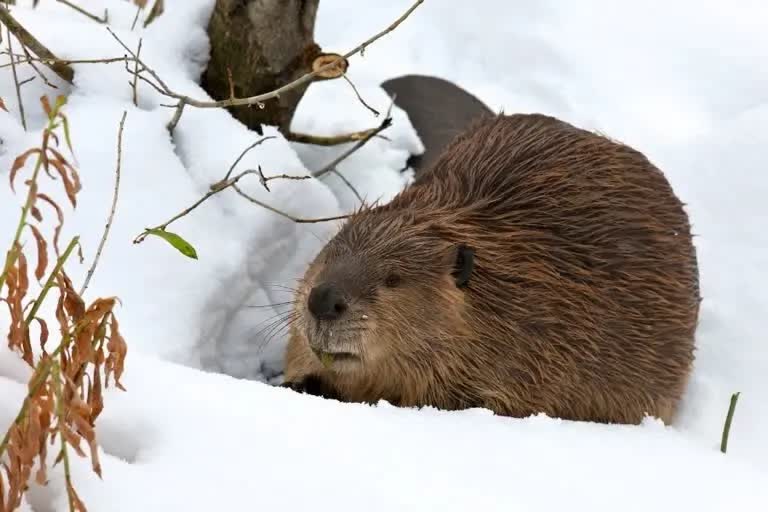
(451, 244, 475, 288)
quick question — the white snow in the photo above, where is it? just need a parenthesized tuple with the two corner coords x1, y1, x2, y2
(1, 0, 767, 510)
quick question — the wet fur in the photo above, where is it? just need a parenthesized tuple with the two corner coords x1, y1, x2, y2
(282, 113, 700, 425)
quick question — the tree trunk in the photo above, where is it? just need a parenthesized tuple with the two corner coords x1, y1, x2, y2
(202, 0, 321, 133)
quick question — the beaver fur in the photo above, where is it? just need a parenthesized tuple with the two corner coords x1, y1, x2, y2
(282, 112, 700, 425)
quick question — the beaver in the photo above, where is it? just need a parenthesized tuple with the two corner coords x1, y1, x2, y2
(380, 74, 493, 174)
(281, 112, 700, 425)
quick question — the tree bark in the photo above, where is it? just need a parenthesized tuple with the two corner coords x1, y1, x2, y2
(202, 0, 321, 133)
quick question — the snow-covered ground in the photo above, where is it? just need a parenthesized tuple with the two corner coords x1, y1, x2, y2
(1, 0, 767, 510)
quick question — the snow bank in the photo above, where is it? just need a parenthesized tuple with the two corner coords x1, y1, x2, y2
(2, 351, 766, 512)
(1, 0, 767, 510)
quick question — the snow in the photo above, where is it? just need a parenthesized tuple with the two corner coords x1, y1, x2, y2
(1, 0, 767, 510)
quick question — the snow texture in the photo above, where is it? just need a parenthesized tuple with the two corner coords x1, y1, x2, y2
(0, 0, 767, 510)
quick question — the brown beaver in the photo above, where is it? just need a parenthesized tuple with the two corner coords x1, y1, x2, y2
(281, 112, 700, 425)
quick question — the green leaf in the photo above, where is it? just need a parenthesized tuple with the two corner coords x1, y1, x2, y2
(146, 228, 198, 260)
(60, 114, 74, 155)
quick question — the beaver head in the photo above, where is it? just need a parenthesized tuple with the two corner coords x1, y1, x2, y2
(294, 208, 475, 374)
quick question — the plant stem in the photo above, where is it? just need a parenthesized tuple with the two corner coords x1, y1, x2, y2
(25, 236, 80, 324)
(0, 236, 80, 459)
(0, 153, 45, 292)
(720, 391, 740, 454)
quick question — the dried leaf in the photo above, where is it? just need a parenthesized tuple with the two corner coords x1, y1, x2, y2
(66, 482, 87, 512)
(33, 317, 49, 352)
(37, 194, 63, 255)
(46, 153, 78, 208)
(0, 97, 7, 112)
(41, 96, 52, 118)
(28, 224, 48, 281)
(145, 228, 198, 259)
(30, 206, 43, 222)
(16, 245, 29, 298)
(9, 148, 41, 192)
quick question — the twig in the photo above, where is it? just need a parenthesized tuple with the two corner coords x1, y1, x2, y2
(312, 98, 396, 179)
(255, 165, 311, 192)
(54, 0, 107, 23)
(342, 74, 379, 116)
(80, 111, 126, 296)
(232, 185, 350, 224)
(330, 168, 364, 204)
(133, 169, 263, 244)
(720, 391, 740, 454)
(224, 136, 276, 181)
(6, 25, 26, 130)
(20, 45, 57, 89)
(0, 53, 131, 70)
(284, 127, 382, 146)
(0, 5, 75, 83)
(130, 2, 142, 30)
(104, 0, 424, 131)
(131, 39, 142, 106)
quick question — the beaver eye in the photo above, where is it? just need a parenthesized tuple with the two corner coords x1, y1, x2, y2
(384, 273, 401, 288)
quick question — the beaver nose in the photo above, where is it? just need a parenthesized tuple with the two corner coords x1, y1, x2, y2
(307, 283, 348, 320)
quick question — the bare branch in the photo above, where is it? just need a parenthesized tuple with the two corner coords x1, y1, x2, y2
(131, 39, 143, 106)
(255, 165, 311, 192)
(0, 5, 75, 83)
(6, 25, 26, 130)
(284, 126, 383, 146)
(80, 111, 127, 296)
(133, 169, 267, 244)
(54, 0, 107, 24)
(102, 0, 424, 131)
(330, 168, 364, 204)
(224, 136, 276, 181)
(312, 98, 396, 179)
(167, 98, 186, 131)
(0, 53, 131, 70)
(20, 45, 58, 89)
(232, 185, 350, 224)
(342, 74, 379, 116)
(130, 2, 142, 30)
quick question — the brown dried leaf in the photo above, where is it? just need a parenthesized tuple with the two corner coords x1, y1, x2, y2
(67, 482, 88, 512)
(16, 244, 29, 298)
(37, 194, 63, 255)
(46, 155, 78, 208)
(63, 284, 86, 323)
(9, 148, 41, 193)
(90, 365, 103, 422)
(59, 424, 85, 457)
(28, 224, 48, 281)
(40, 96, 52, 118)
(0, 97, 7, 112)
(106, 313, 127, 390)
(54, 283, 70, 339)
(33, 317, 49, 352)
(49, 147, 81, 194)
(30, 206, 43, 222)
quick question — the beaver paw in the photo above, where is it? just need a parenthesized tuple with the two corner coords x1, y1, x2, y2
(281, 375, 339, 401)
